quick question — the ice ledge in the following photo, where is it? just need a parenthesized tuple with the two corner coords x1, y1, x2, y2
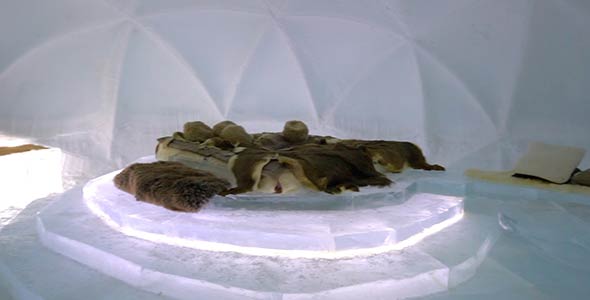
(35, 187, 496, 300)
(82, 170, 464, 258)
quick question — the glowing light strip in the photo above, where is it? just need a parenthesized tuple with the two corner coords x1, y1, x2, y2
(84, 194, 464, 259)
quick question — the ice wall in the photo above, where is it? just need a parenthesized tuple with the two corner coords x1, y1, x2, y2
(1, 0, 589, 181)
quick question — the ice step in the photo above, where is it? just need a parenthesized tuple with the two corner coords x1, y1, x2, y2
(83, 171, 464, 257)
(0, 196, 171, 300)
(36, 187, 496, 300)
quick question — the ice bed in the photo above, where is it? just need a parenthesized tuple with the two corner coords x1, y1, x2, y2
(2, 158, 590, 299)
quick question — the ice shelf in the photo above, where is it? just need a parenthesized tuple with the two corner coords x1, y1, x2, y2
(4, 167, 587, 299)
(82, 170, 464, 258)
(34, 185, 495, 300)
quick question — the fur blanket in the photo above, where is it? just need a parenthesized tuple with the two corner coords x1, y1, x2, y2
(109, 118, 449, 212)
(225, 144, 393, 195)
(0, 144, 46, 156)
(114, 161, 230, 212)
(156, 120, 445, 196)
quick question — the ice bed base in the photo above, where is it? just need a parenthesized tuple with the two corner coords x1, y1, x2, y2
(35, 186, 497, 300)
(13, 169, 590, 299)
(82, 170, 464, 258)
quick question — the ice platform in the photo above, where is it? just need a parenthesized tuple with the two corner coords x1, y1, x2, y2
(33, 180, 497, 300)
(4, 168, 587, 299)
(82, 170, 464, 258)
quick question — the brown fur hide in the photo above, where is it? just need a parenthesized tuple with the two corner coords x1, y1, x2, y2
(0, 144, 47, 156)
(340, 140, 445, 172)
(224, 143, 392, 195)
(251, 132, 335, 150)
(155, 120, 446, 197)
(183, 121, 214, 142)
(113, 161, 230, 212)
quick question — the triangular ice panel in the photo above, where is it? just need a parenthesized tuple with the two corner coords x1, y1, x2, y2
(0, 0, 123, 71)
(386, 0, 478, 38)
(0, 22, 132, 161)
(134, 0, 268, 17)
(227, 26, 317, 125)
(281, 15, 404, 116)
(140, 10, 270, 113)
(507, 0, 590, 147)
(102, 0, 141, 16)
(111, 28, 225, 165)
(415, 48, 498, 164)
(329, 44, 425, 143)
(415, 0, 532, 129)
(280, 0, 407, 36)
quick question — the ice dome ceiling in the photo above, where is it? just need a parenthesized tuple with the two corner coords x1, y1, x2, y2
(1, 0, 589, 175)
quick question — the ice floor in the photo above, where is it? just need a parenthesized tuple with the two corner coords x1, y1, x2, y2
(0, 138, 63, 228)
(2, 167, 590, 299)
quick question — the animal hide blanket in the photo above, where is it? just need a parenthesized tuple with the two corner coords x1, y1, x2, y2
(225, 143, 393, 195)
(114, 161, 230, 212)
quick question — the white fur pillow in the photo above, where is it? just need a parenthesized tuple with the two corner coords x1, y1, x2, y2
(513, 142, 585, 184)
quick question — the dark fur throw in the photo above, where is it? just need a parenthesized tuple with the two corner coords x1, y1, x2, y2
(227, 144, 393, 195)
(113, 161, 230, 212)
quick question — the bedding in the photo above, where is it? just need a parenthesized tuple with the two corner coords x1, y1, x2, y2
(512, 142, 585, 184)
(154, 120, 444, 195)
(0, 144, 46, 156)
(465, 169, 590, 196)
(113, 161, 230, 212)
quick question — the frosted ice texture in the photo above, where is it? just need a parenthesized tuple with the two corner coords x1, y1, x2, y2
(37, 189, 454, 299)
(33, 177, 489, 300)
(31, 171, 590, 299)
(1, 0, 589, 183)
(2, 168, 589, 299)
(83, 168, 463, 255)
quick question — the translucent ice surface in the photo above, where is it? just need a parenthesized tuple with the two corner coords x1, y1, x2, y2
(1, 169, 589, 299)
(33, 176, 485, 300)
(83, 168, 463, 258)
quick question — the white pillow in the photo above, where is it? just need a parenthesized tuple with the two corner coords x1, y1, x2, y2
(513, 142, 586, 184)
